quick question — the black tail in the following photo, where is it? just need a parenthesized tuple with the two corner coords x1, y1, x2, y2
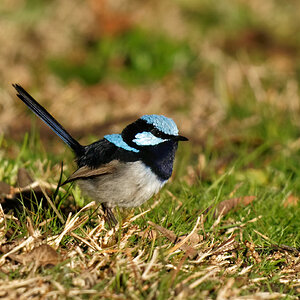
(13, 84, 84, 157)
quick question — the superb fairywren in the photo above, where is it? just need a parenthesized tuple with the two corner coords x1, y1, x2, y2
(13, 84, 188, 224)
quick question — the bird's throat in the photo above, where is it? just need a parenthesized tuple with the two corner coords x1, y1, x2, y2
(141, 140, 178, 181)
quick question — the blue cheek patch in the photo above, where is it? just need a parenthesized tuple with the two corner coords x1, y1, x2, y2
(104, 134, 139, 152)
(141, 115, 179, 136)
(133, 131, 166, 146)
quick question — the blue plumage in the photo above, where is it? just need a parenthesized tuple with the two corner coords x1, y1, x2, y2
(104, 134, 139, 152)
(13, 84, 188, 226)
(141, 115, 179, 136)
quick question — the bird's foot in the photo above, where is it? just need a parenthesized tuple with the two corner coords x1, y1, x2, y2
(101, 203, 118, 228)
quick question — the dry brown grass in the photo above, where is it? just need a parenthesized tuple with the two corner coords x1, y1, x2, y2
(0, 198, 299, 298)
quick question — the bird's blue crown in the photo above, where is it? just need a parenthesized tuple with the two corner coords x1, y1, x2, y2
(140, 115, 179, 136)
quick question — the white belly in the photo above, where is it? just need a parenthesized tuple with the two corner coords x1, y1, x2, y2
(77, 161, 167, 207)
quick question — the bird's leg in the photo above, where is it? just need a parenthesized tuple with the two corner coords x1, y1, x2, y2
(101, 203, 118, 227)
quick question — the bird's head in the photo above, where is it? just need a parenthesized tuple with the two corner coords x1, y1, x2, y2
(121, 115, 188, 150)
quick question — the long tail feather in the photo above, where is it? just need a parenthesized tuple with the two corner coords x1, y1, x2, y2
(13, 84, 84, 156)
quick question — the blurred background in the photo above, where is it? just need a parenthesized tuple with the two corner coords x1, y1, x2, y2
(1, 0, 300, 157)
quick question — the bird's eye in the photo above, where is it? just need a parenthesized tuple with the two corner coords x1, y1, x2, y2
(151, 128, 163, 138)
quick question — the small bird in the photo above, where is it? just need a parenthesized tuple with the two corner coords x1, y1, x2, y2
(13, 84, 188, 224)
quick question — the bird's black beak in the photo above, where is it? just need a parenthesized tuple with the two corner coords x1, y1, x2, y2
(174, 135, 188, 141)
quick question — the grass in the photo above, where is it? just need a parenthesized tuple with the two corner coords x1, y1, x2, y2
(0, 96, 299, 298)
(1, 0, 300, 298)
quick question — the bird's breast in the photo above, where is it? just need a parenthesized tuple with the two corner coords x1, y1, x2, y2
(77, 161, 166, 208)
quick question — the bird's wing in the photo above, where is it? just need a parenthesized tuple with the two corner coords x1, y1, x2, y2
(78, 138, 140, 169)
(62, 160, 119, 184)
